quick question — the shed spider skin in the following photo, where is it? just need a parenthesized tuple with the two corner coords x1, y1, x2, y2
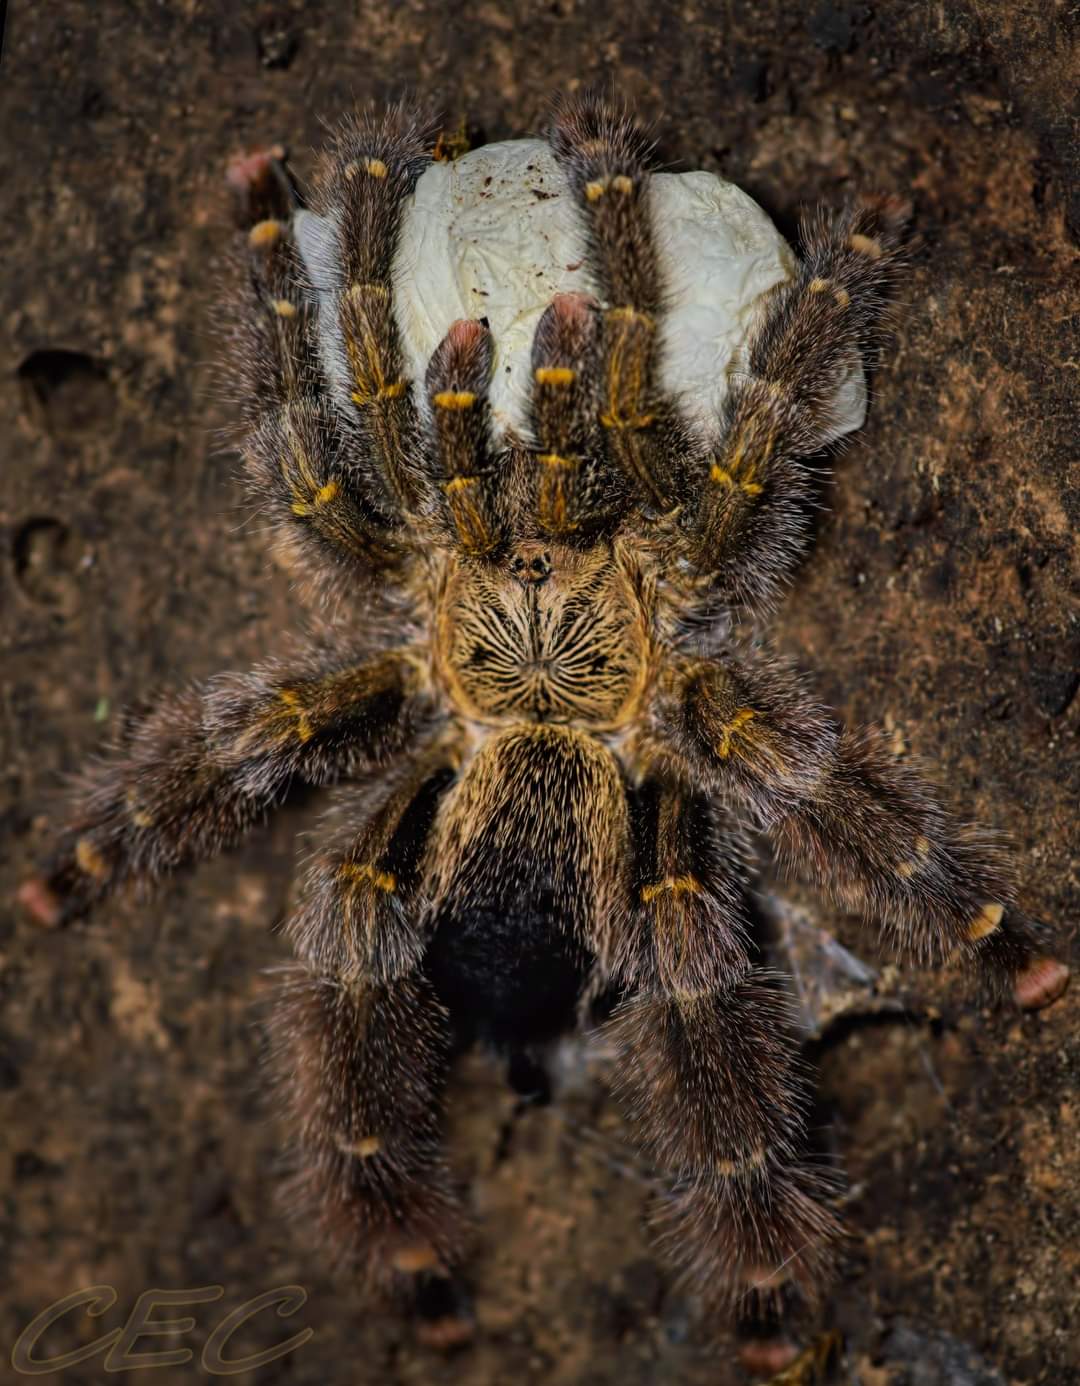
(21, 93, 1069, 1350)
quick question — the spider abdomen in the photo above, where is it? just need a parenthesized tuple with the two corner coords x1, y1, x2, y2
(423, 721, 630, 1045)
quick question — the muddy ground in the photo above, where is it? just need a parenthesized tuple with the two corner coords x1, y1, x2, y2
(1, 2, 1077, 1383)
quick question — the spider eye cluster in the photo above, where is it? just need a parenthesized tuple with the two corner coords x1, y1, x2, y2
(508, 545, 552, 584)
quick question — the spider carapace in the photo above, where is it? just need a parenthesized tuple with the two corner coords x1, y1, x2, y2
(435, 539, 650, 729)
(22, 91, 1068, 1356)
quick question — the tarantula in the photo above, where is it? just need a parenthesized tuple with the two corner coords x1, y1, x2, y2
(21, 93, 1069, 1354)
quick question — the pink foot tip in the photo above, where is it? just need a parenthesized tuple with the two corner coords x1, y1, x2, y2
(737, 1339, 800, 1378)
(224, 146, 286, 193)
(17, 877, 63, 928)
(416, 1313, 474, 1352)
(1015, 957, 1070, 1011)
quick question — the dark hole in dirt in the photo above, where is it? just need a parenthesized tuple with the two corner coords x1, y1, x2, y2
(1026, 654, 1080, 718)
(12, 517, 82, 615)
(17, 349, 116, 438)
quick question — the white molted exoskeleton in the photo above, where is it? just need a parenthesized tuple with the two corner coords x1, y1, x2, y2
(295, 139, 866, 445)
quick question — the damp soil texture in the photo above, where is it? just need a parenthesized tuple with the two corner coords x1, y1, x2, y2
(1, 4, 1077, 1385)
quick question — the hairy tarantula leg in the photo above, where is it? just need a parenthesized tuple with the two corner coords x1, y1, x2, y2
(424, 319, 505, 556)
(19, 649, 430, 926)
(527, 292, 630, 538)
(271, 966, 471, 1317)
(229, 153, 406, 585)
(613, 778, 752, 995)
(650, 654, 1069, 1009)
(289, 738, 462, 985)
(312, 104, 436, 515)
(684, 198, 908, 611)
(606, 986, 843, 1317)
(549, 93, 690, 512)
(602, 780, 842, 1317)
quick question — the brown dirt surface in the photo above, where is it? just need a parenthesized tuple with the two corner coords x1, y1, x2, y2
(1, 3, 1077, 1384)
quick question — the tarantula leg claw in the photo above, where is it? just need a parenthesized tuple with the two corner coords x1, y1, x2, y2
(412, 1271, 475, 1352)
(16, 875, 65, 928)
(1014, 956, 1070, 1010)
(744, 1330, 843, 1384)
(225, 144, 297, 226)
(736, 1338, 801, 1379)
(852, 190, 913, 242)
